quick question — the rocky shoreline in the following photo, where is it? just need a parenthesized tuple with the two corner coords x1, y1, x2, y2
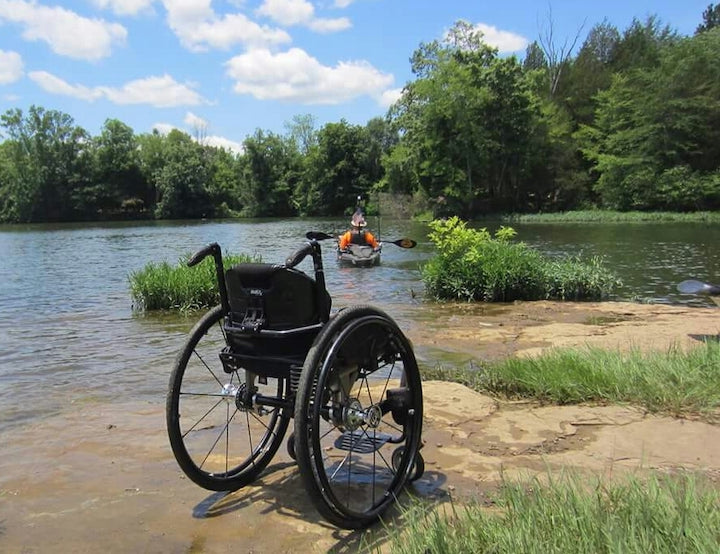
(1, 301, 718, 553)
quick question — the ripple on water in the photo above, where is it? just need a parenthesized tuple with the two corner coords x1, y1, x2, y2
(0, 218, 718, 431)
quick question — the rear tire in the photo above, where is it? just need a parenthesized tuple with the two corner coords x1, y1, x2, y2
(294, 306, 423, 529)
(167, 306, 289, 491)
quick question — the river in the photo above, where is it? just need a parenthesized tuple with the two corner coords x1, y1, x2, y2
(0, 218, 718, 431)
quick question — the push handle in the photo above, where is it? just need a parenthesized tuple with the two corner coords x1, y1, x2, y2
(285, 243, 314, 268)
(188, 243, 220, 267)
(186, 242, 229, 313)
(306, 231, 333, 241)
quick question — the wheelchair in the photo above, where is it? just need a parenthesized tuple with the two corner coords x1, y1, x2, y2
(166, 232, 424, 529)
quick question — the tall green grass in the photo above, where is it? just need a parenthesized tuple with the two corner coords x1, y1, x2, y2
(129, 252, 259, 311)
(423, 341, 720, 417)
(384, 472, 720, 553)
(503, 210, 720, 223)
(421, 217, 621, 302)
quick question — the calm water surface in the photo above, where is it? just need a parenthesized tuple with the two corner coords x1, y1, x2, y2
(0, 218, 718, 431)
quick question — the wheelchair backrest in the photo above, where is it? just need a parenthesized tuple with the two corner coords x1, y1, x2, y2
(225, 263, 331, 330)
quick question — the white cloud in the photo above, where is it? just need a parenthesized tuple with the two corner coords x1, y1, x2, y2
(333, 0, 354, 7)
(256, 0, 350, 33)
(256, 0, 313, 26)
(100, 75, 207, 106)
(308, 17, 351, 33)
(225, 47, 393, 105)
(204, 135, 243, 154)
(29, 71, 208, 107)
(378, 87, 402, 109)
(92, 0, 155, 16)
(474, 23, 528, 53)
(184, 111, 208, 129)
(0, 0, 127, 61)
(0, 49, 23, 85)
(29, 71, 104, 101)
(152, 122, 178, 135)
(154, 118, 244, 154)
(162, 0, 290, 51)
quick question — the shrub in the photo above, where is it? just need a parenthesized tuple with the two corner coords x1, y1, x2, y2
(422, 217, 620, 301)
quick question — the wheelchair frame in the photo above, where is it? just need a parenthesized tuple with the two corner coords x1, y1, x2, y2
(166, 232, 424, 529)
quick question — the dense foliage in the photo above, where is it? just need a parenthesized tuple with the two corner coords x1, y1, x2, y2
(421, 217, 620, 301)
(2, 7, 720, 223)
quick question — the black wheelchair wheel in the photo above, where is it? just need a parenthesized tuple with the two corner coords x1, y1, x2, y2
(294, 305, 423, 529)
(167, 306, 290, 491)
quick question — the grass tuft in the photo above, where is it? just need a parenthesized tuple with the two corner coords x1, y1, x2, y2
(129, 252, 259, 311)
(423, 341, 720, 417)
(383, 472, 720, 554)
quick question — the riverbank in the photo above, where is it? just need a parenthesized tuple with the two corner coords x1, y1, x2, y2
(1, 301, 718, 553)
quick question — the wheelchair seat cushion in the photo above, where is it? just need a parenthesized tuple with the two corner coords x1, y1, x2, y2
(225, 263, 330, 330)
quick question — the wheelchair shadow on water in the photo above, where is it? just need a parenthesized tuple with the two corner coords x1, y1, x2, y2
(191, 460, 448, 551)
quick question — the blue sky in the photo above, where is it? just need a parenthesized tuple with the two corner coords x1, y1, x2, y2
(0, 0, 711, 153)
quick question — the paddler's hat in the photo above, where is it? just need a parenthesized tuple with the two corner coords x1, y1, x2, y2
(350, 211, 367, 227)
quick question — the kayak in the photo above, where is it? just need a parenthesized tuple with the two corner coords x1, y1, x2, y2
(337, 243, 382, 267)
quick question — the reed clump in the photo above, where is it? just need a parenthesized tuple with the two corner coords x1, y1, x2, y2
(503, 210, 720, 223)
(129, 252, 258, 311)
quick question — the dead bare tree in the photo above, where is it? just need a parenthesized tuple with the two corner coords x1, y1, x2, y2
(538, 4, 586, 97)
(192, 119, 208, 145)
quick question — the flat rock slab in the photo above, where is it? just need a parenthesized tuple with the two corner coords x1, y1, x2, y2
(1, 301, 719, 552)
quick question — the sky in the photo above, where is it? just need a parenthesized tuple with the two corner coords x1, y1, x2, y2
(0, 0, 712, 153)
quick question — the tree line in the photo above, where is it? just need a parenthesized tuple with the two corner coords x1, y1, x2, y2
(2, 6, 720, 223)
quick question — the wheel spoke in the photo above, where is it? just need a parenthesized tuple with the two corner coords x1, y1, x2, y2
(180, 397, 225, 439)
(199, 407, 239, 471)
(192, 348, 224, 388)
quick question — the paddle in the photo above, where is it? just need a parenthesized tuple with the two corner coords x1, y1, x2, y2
(306, 231, 416, 248)
(677, 279, 720, 296)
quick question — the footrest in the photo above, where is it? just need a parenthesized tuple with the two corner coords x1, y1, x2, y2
(334, 431, 391, 453)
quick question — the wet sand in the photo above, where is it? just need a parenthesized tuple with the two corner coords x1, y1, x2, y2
(1, 301, 719, 553)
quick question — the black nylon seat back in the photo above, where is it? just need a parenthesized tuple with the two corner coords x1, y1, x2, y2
(225, 263, 330, 330)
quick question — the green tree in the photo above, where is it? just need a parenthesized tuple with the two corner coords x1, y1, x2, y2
(561, 20, 620, 125)
(611, 16, 678, 72)
(284, 114, 317, 156)
(240, 129, 299, 217)
(387, 21, 539, 215)
(154, 130, 212, 219)
(296, 120, 376, 216)
(205, 146, 242, 217)
(0, 106, 90, 222)
(577, 29, 720, 210)
(136, 130, 168, 211)
(90, 119, 148, 216)
(697, 3, 720, 33)
(523, 41, 547, 71)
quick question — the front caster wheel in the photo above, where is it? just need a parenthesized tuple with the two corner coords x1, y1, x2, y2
(286, 433, 296, 461)
(392, 447, 425, 482)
